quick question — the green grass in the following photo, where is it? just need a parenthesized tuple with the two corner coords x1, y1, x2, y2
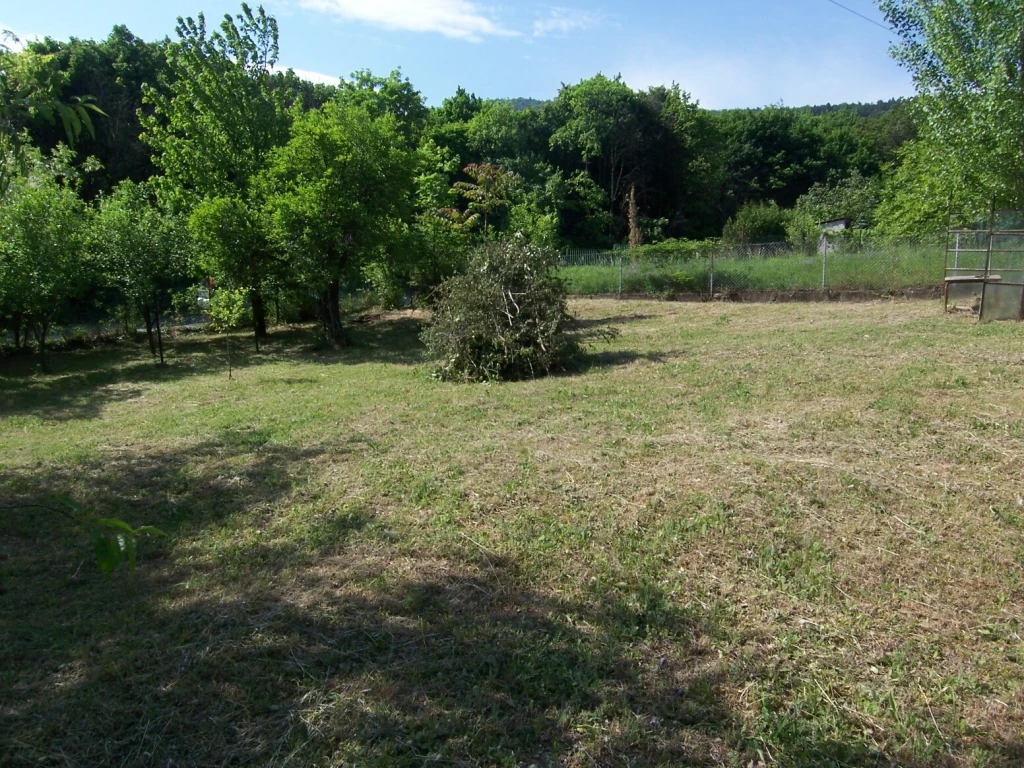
(559, 244, 982, 295)
(2, 301, 1023, 766)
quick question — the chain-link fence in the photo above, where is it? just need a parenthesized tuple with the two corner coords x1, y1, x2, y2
(559, 234, 946, 298)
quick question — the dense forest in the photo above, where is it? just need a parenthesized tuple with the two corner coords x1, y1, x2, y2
(2, 1, 1017, 358)
(15, 18, 922, 247)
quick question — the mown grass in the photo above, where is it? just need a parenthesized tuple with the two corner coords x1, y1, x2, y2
(1, 300, 1023, 766)
(559, 245, 973, 295)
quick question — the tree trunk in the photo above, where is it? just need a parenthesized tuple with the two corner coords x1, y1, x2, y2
(142, 303, 156, 357)
(34, 322, 50, 374)
(628, 183, 642, 250)
(317, 280, 350, 346)
(12, 311, 22, 350)
(1019, 28, 1024, 198)
(154, 293, 165, 366)
(251, 288, 268, 341)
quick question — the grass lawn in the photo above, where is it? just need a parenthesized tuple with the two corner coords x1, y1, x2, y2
(2, 299, 1023, 767)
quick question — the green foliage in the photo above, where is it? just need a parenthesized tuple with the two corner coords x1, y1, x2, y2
(140, 3, 290, 207)
(722, 201, 790, 244)
(874, 138, 973, 235)
(208, 287, 251, 332)
(338, 69, 427, 147)
(188, 195, 276, 324)
(53, 495, 166, 577)
(21, 27, 166, 194)
(361, 260, 405, 309)
(549, 75, 642, 229)
(787, 169, 882, 243)
(633, 237, 720, 260)
(93, 180, 191, 354)
(451, 162, 520, 235)
(423, 236, 578, 382)
(0, 37, 104, 196)
(0, 153, 91, 360)
(716, 105, 882, 222)
(264, 99, 415, 343)
(881, 0, 1024, 206)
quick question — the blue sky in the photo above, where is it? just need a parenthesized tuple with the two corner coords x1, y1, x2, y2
(3, 1, 914, 108)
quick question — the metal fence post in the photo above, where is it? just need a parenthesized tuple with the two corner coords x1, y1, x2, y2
(709, 249, 715, 297)
(618, 254, 623, 297)
(821, 247, 828, 291)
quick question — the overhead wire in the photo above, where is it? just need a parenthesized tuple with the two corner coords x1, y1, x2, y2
(822, 0, 893, 32)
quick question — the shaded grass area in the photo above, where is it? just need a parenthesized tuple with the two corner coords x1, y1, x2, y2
(560, 246, 967, 295)
(2, 301, 1024, 766)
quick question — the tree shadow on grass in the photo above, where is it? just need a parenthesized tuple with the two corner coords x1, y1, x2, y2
(556, 348, 668, 379)
(340, 314, 428, 366)
(4, 434, 1019, 766)
(5, 527, 1016, 767)
(0, 315, 429, 423)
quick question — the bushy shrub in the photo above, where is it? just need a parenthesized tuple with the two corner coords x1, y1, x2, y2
(362, 260, 406, 310)
(208, 288, 251, 333)
(633, 237, 721, 262)
(423, 236, 578, 382)
(722, 201, 790, 244)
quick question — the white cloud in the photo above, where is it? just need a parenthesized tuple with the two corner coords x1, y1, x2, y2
(533, 8, 602, 37)
(277, 66, 339, 85)
(297, 0, 514, 42)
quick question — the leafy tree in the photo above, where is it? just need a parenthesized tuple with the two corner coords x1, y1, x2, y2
(188, 195, 277, 348)
(721, 201, 790, 244)
(93, 180, 190, 363)
(452, 162, 520, 235)
(208, 287, 251, 378)
(0, 155, 91, 367)
(408, 138, 470, 291)
(264, 100, 415, 344)
(550, 75, 643, 229)
(433, 86, 483, 125)
(339, 69, 427, 147)
(853, 98, 918, 165)
(717, 107, 828, 212)
(140, 3, 290, 338)
(423, 236, 578, 382)
(795, 170, 880, 229)
(468, 100, 530, 163)
(874, 137, 973, 234)
(637, 84, 724, 239)
(0, 34, 102, 197)
(881, 0, 1024, 207)
(22, 27, 166, 194)
(141, 3, 289, 204)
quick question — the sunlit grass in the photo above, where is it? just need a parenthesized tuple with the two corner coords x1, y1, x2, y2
(1, 300, 1022, 766)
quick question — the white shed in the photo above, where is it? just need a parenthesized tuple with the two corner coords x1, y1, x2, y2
(818, 218, 850, 255)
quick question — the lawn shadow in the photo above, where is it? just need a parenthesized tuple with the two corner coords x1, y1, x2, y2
(0, 315, 429, 423)
(337, 313, 428, 366)
(556, 348, 668, 379)
(3, 427, 1012, 768)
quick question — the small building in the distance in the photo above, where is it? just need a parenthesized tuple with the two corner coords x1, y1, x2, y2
(818, 218, 851, 255)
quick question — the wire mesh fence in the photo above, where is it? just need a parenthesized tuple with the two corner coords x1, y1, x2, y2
(558, 234, 947, 297)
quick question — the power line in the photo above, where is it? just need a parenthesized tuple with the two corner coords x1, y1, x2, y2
(823, 0, 893, 32)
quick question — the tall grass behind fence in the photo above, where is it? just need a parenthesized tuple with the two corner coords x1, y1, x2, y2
(559, 235, 948, 296)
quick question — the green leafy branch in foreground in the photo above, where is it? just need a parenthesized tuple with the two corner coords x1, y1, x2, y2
(2, 497, 166, 577)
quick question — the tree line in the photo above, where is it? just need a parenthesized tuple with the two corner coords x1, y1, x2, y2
(2, 1, 1021, 362)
